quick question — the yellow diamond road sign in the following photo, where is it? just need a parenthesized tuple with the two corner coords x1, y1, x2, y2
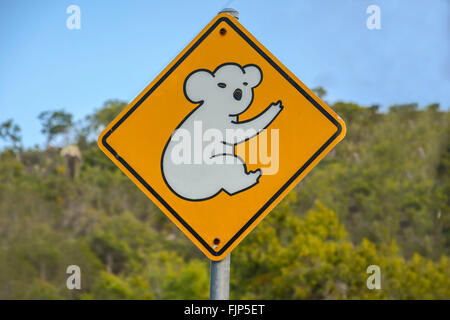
(98, 13, 346, 261)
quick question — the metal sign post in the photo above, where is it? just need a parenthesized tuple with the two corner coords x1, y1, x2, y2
(208, 8, 236, 301)
(210, 254, 230, 300)
(219, 7, 239, 20)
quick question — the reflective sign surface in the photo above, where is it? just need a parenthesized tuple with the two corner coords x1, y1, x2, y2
(98, 13, 346, 260)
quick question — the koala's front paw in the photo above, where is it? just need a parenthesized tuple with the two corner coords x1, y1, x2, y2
(271, 100, 284, 114)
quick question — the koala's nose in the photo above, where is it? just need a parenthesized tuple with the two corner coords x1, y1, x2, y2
(233, 88, 242, 101)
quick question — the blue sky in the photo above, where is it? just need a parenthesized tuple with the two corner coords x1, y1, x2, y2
(0, 0, 449, 147)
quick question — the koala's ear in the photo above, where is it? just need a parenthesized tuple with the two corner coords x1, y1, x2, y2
(243, 65, 262, 88)
(184, 70, 213, 103)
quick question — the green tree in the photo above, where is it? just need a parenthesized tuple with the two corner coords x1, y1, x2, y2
(231, 201, 450, 299)
(38, 110, 73, 147)
(0, 119, 21, 150)
(87, 100, 127, 132)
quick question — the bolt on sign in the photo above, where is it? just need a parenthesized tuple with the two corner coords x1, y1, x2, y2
(98, 13, 346, 261)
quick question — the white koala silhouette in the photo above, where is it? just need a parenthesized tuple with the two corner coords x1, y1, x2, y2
(162, 63, 283, 201)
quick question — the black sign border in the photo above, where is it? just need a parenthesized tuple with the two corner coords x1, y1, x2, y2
(101, 16, 343, 257)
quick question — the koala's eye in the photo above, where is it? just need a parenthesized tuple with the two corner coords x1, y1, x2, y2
(243, 82, 248, 86)
(217, 82, 227, 88)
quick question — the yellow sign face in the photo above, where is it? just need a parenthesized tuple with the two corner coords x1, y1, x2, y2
(98, 13, 346, 261)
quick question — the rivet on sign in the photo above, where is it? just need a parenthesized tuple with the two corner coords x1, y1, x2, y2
(213, 238, 221, 248)
(220, 28, 226, 35)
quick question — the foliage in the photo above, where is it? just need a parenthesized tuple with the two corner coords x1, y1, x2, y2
(87, 100, 128, 132)
(38, 109, 73, 147)
(0, 99, 448, 299)
(0, 119, 21, 150)
(231, 199, 449, 299)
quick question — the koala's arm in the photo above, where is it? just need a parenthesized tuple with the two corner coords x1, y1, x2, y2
(225, 101, 283, 145)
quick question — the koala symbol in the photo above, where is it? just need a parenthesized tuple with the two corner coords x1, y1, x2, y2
(161, 63, 283, 201)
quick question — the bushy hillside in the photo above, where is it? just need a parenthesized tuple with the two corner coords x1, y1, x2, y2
(0, 98, 448, 299)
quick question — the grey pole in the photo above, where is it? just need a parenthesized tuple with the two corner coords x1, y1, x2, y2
(219, 7, 239, 20)
(208, 7, 238, 301)
(210, 254, 230, 300)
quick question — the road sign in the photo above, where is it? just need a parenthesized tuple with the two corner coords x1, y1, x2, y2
(98, 13, 346, 261)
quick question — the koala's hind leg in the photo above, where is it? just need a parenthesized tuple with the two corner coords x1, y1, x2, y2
(211, 154, 262, 195)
